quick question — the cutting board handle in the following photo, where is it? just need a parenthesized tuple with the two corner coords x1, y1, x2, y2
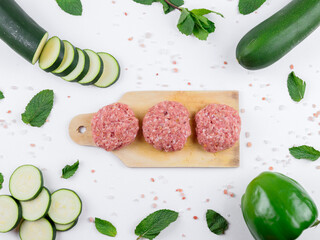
(69, 113, 96, 146)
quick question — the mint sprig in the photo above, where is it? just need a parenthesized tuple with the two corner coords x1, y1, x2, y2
(239, 0, 266, 15)
(135, 209, 179, 240)
(133, 0, 223, 40)
(56, 0, 83, 16)
(287, 72, 306, 102)
(21, 90, 54, 127)
(0, 173, 3, 190)
(289, 145, 320, 161)
(62, 160, 79, 179)
(95, 218, 117, 237)
(0, 90, 4, 100)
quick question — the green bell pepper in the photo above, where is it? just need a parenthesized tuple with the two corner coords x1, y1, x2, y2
(242, 172, 319, 240)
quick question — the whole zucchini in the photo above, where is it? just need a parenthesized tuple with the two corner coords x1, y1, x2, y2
(236, 0, 320, 70)
(0, 0, 48, 64)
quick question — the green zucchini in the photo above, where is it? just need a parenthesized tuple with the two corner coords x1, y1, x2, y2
(52, 40, 79, 77)
(78, 49, 104, 85)
(94, 52, 120, 88)
(62, 48, 90, 82)
(0, 0, 48, 65)
(236, 0, 320, 70)
(39, 37, 65, 72)
(0, 195, 22, 233)
(20, 218, 56, 240)
(55, 219, 78, 232)
(9, 165, 44, 201)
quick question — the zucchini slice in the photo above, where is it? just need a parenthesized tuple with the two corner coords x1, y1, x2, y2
(0, 0, 48, 64)
(19, 218, 56, 240)
(39, 37, 65, 72)
(21, 187, 51, 221)
(94, 52, 120, 88)
(9, 165, 43, 201)
(55, 219, 78, 232)
(0, 195, 22, 233)
(78, 49, 104, 85)
(48, 189, 82, 225)
(62, 48, 90, 82)
(52, 41, 79, 77)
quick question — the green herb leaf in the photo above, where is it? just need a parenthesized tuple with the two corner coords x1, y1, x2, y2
(287, 72, 306, 102)
(135, 209, 179, 240)
(160, 0, 184, 14)
(289, 145, 320, 161)
(62, 160, 79, 179)
(238, 0, 266, 15)
(56, 0, 83, 16)
(95, 218, 117, 237)
(0, 91, 4, 100)
(177, 8, 195, 36)
(0, 173, 3, 190)
(133, 0, 157, 5)
(21, 90, 54, 127)
(206, 209, 229, 235)
(191, 8, 224, 18)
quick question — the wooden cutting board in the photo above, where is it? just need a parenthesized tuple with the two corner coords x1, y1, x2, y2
(69, 91, 240, 168)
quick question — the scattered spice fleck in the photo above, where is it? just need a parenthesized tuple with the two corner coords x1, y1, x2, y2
(173, 68, 179, 73)
(230, 193, 235, 198)
(156, 73, 159, 76)
(187, 208, 191, 211)
(290, 64, 294, 70)
(151, 203, 157, 208)
(182, 196, 186, 200)
(187, 82, 191, 86)
(91, 169, 95, 173)
(30, 144, 36, 147)
(247, 142, 252, 147)
(150, 178, 155, 182)
(193, 216, 198, 220)
(88, 217, 94, 223)
(124, 12, 128, 16)
(172, 61, 177, 65)
(223, 189, 228, 195)
(269, 166, 274, 171)
(206, 198, 210, 202)
(249, 83, 253, 87)
(7, 110, 11, 114)
(240, 108, 245, 113)
(128, 37, 133, 41)
(182, 234, 186, 237)
(176, 189, 183, 192)
(262, 97, 266, 101)
(153, 196, 158, 201)
(224, 61, 228, 65)
(141, 194, 145, 198)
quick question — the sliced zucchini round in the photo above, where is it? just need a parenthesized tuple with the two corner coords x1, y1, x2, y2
(21, 187, 51, 221)
(39, 37, 65, 72)
(78, 49, 104, 85)
(55, 219, 78, 232)
(9, 165, 43, 201)
(48, 189, 82, 225)
(0, 195, 22, 233)
(20, 218, 56, 240)
(52, 40, 79, 77)
(94, 52, 120, 88)
(62, 48, 90, 82)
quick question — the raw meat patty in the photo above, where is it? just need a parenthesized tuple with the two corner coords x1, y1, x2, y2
(195, 104, 241, 153)
(143, 101, 191, 152)
(91, 103, 139, 151)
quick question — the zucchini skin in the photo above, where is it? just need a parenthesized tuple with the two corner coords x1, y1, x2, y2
(0, 0, 48, 64)
(236, 0, 320, 70)
(74, 49, 90, 82)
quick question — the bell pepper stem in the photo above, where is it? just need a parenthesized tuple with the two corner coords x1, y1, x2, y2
(311, 220, 320, 228)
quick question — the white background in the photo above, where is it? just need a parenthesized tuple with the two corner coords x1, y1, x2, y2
(0, 0, 320, 239)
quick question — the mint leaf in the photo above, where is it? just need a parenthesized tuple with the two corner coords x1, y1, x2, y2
(239, 0, 266, 15)
(21, 90, 54, 127)
(133, 0, 158, 5)
(287, 72, 306, 102)
(177, 8, 195, 36)
(135, 209, 179, 240)
(192, 24, 209, 40)
(95, 218, 117, 237)
(191, 8, 224, 18)
(289, 145, 320, 161)
(0, 173, 3, 190)
(56, 0, 82, 16)
(206, 209, 229, 235)
(0, 90, 4, 100)
(62, 160, 79, 179)
(160, 0, 184, 14)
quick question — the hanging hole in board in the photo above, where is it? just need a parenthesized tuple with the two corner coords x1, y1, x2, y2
(77, 126, 86, 134)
